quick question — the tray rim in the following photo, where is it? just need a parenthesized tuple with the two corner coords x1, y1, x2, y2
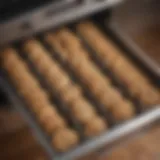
(0, 0, 123, 46)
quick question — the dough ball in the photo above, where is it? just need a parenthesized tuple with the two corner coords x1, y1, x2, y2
(84, 116, 107, 136)
(52, 128, 79, 152)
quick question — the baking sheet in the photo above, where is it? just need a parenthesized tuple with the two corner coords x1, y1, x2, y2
(0, 8, 160, 159)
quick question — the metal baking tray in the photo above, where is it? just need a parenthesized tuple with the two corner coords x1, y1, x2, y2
(110, 0, 160, 77)
(0, 13, 160, 159)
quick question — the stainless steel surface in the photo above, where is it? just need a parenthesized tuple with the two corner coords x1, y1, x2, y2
(0, 0, 122, 46)
(110, 0, 160, 77)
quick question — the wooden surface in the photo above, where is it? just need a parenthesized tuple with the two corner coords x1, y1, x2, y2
(0, 110, 159, 160)
(133, 25, 160, 64)
(104, 126, 160, 160)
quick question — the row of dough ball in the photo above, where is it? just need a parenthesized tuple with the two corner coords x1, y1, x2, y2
(23, 40, 108, 136)
(45, 29, 135, 121)
(1, 48, 79, 152)
(77, 21, 160, 106)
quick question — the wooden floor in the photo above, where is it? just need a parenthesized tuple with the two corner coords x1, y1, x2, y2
(0, 109, 159, 160)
